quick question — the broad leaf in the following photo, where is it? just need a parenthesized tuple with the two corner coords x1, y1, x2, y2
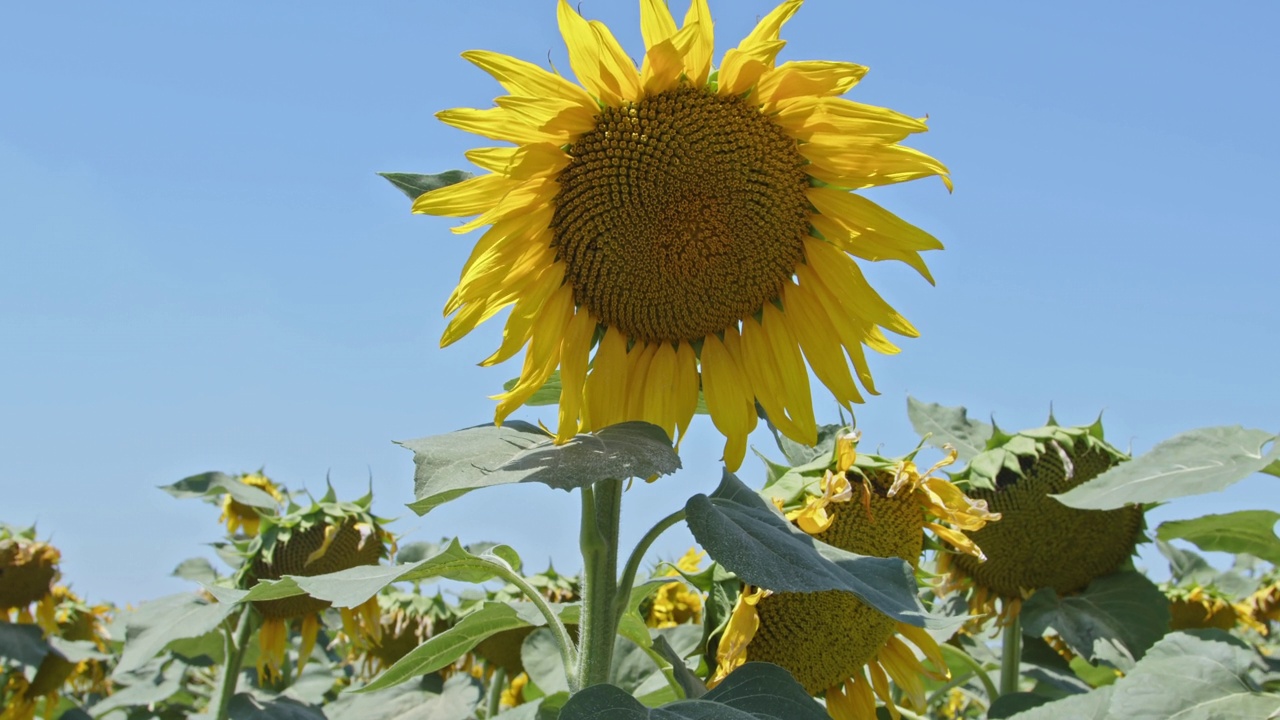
(379, 170, 474, 200)
(1106, 630, 1280, 720)
(906, 397, 994, 461)
(159, 471, 279, 509)
(684, 471, 922, 624)
(1005, 686, 1114, 720)
(226, 694, 327, 720)
(0, 622, 51, 666)
(1020, 572, 1170, 671)
(1155, 539, 1219, 586)
(329, 675, 481, 720)
(989, 692, 1052, 718)
(1055, 426, 1279, 510)
(1157, 510, 1280, 566)
(360, 603, 532, 692)
(89, 659, 189, 715)
(503, 370, 564, 407)
(557, 663, 827, 719)
(403, 422, 679, 515)
(172, 557, 220, 585)
(114, 593, 238, 675)
(766, 421, 844, 467)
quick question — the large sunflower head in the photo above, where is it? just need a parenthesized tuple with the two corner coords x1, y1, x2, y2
(711, 434, 998, 719)
(0, 525, 61, 633)
(414, 0, 948, 469)
(234, 487, 393, 683)
(936, 418, 1146, 625)
(218, 471, 287, 538)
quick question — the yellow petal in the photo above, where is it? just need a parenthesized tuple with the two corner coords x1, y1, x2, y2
(701, 331, 753, 471)
(584, 326, 629, 430)
(436, 107, 559, 146)
(811, 213, 934, 284)
(760, 303, 817, 443)
(794, 263, 879, 394)
(496, 95, 598, 137)
(556, 306, 598, 443)
(803, 237, 918, 338)
(465, 147, 519, 174)
(451, 177, 555, 234)
(411, 173, 518, 217)
(478, 262, 565, 365)
(643, 341, 678, 439)
(639, 0, 678, 50)
(624, 341, 658, 421)
(673, 341, 700, 447)
(775, 95, 928, 142)
(305, 524, 340, 566)
(557, 0, 640, 105)
(680, 0, 714, 86)
(802, 141, 952, 192)
(493, 282, 575, 421)
(453, 205, 552, 288)
(718, 0, 801, 95)
(641, 22, 702, 94)
(757, 60, 867, 107)
(462, 49, 596, 109)
(782, 282, 862, 407)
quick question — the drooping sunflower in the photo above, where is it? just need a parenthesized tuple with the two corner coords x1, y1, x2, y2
(348, 590, 458, 678)
(0, 525, 61, 635)
(1165, 584, 1265, 635)
(235, 487, 393, 683)
(414, 0, 948, 469)
(936, 418, 1146, 626)
(218, 471, 287, 537)
(711, 433, 999, 719)
(645, 546, 706, 629)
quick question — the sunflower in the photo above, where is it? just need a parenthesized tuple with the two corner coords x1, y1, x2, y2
(500, 672, 530, 709)
(235, 488, 393, 683)
(0, 525, 61, 635)
(646, 546, 706, 629)
(413, 0, 947, 469)
(711, 433, 999, 719)
(1248, 574, 1280, 631)
(218, 472, 287, 537)
(1165, 584, 1265, 635)
(349, 590, 458, 677)
(936, 419, 1146, 627)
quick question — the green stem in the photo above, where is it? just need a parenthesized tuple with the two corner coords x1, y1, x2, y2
(612, 508, 686, 627)
(213, 605, 254, 720)
(999, 616, 1022, 697)
(485, 666, 507, 718)
(494, 564, 577, 685)
(939, 643, 999, 702)
(576, 479, 623, 690)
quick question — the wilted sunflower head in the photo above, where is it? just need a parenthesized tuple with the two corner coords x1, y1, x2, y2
(1248, 573, 1280, 631)
(0, 525, 61, 632)
(936, 417, 1145, 625)
(218, 472, 287, 537)
(234, 487, 392, 683)
(714, 434, 997, 719)
(645, 546, 706, 629)
(414, 0, 949, 470)
(1165, 584, 1265, 635)
(23, 586, 114, 701)
(350, 590, 458, 677)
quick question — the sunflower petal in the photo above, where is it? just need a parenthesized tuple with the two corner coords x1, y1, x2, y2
(757, 60, 867, 107)
(719, 0, 801, 95)
(556, 307, 598, 442)
(437, 107, 559, 146)
(584, 326, 629, 430)
(639, 0, 678, 50)
(493, 282, 575, 421)
(680, 0, 714, 86)
(462, 49, 596, 108)
(412, 173, 519, 217)
(701, 330, 754, 471)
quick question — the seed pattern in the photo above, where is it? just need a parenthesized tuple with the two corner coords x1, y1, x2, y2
(948, 444, 1144, 598)
(0, 539, 59, 609)
(552, 85, 811, 343)
(250, 520, 383, 620)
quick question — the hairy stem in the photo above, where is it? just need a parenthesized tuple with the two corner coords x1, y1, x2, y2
(612, 508, 687, 627)
(213, 605, 254, 720)
(576, 479, 623, 690)
(494, 565, 577, 685)
(999, 616, 1023, 697)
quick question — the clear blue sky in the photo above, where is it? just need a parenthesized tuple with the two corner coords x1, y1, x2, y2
(2, 1, 1276, 606)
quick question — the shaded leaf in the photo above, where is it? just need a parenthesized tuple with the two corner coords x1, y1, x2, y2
(1021, 636, 1091, 695)
(226, 694, 326, 720)
(0, 622, 51, 666)
(1155, 539, 1219, 586)
(684, 471, 922, 624)
(89, 659, 189, 715)
(1157, 510, 1280, 566)
(1005, 685, 1114, 720)
(558, 663, 826, 719)
(114, 594, 237, 676)
(503, 370, 564, 407)
(403, 422, 679, 515)
(522, 627, 570, 696)
(1020, 572, 1170, 671)
(379, 171, 474, 200)
(906, 397, 994, 461)
(1055, 426, 1279, 510)
(653, 634, 707, 699)
(989, 692, 1052, 718)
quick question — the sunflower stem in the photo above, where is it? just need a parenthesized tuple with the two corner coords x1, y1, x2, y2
(493, 563, 577, 685)
(612, 508, 687, 628)
(999, 616, 1022, 697)
(213, 605, 254, 720)
(938, 643, 999, 703)
(485, 666, 507, 718)
(576, 479, 623, 690)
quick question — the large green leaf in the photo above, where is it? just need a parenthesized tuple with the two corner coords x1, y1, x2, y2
(1156, 510, 1280, 565)
(684, 471, 923, 624)
(0, 622, 51, 666)
(765, 421, 845, 467)
(359, 603, 532, 693)
(172, 557, 220, 585)
(1105, 630, 1280, 719)
(906, 397, 994, 461)
(379, 171, 474, 200)
(557, 663, 827, 719)
(89, 658, 190, 716)
(159, 471, 279, 509)
(114, 593, 238, 676)
(989, 693, 1052, 718)
(1020, 636, 1091, 695)
(327, 675, 481, 720)
(1006, 686, 1114, 719)
(1055, 426, 1279, 510)
(226, 694, 326, 720)
(1020, 571, 1170, 671)
(403, 422, 680, 515)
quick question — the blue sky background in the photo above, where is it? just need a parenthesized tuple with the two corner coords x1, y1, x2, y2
(2, 1, 1276, 606)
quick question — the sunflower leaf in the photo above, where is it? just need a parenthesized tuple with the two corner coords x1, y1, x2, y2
(159, 471, 281, 509)
(556, 662, 827, 719)
(1019, 571, 1170, 671)
(402, 421, 679, 515)
(1156, 510, 1280, 566)
(113, 593, 238, 676)
(0, 622, 52, 667)
(502, 370, 563, 406)
(224, 694, 327, 720)
(996, 685, 1114, 720)
(906, 397, 994, 461)
(358, 603, 533, 693)
(1054, 426, 1279, 510)
(378, 170, 474, 200)
(684, 470, 923, 624)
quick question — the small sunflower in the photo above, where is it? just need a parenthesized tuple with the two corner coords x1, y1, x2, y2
(235, 487, 393, 683)
(712, 433, 999, 719)
(936, 418, 1146, 626)
(0, 525, 61, 635)
(413, 0, 948, 469)
(500, 671, 530, 709)
(218, 472, 287, 537)
(1248, 574, 1280, 631)
(1165, 584, 1265, 635)
(349, 590, 458, 677)
(646, 547, 706, 629)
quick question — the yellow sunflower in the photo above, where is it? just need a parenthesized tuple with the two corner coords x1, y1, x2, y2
(219, 472, 287, 537)
(0, 526, 61, 635)
(413, 0, 948, 469)
(236, 490, 393, 684)
(646, 546, 706, 629)
(936, 419, 1146, 627)
(711, 434, 998, 719)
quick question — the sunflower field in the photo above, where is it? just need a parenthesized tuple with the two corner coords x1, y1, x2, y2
(4, 1, 1279, 719)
